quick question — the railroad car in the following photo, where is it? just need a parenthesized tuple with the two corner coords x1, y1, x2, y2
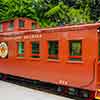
(0, 17, 100, 99)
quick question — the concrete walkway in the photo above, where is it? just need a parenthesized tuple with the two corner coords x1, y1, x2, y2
(0, 81, 73, 100)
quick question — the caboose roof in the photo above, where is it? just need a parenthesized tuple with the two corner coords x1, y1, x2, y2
(0, 17, 36, 23)
(0, 21, 100, 36)
(0, 17, 40, 33)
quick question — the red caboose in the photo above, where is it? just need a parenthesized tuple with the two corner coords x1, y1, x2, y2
(0, 17, 100, 99)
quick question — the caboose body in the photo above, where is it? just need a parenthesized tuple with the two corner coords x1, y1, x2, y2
(0, 18, 100, 99)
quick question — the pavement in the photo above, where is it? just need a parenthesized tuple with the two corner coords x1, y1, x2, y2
(0, 81, 73, 100)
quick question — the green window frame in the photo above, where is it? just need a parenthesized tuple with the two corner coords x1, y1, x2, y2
(8, 21, 14, 31)
(17, 42, 24, 57)
(32, 23, 36, 30)
(69, 40, 82, 61)
(48, 41, 59, 59)
(31, 42, 40, 58)
(19, 20, 24, 28)
(0, 23, 2, 32)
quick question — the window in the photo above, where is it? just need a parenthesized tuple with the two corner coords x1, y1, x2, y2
(32, 23, 35, 30)
(17, 42, 24, 57)
(0, 23, 2, 32)
(48, 41, 58, 59)
(19, 20, 24, 28)
(8, 21, 14, 31)
(69, 40, 82, 61)
(31, 42, 40, 58)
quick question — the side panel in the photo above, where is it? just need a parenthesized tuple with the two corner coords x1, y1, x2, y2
(0, 28, 97, 91)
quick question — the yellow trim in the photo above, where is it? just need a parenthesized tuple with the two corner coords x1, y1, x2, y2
(95, 96, 100, 100)
(97, 89, 100, 92)
(95, 89, 100, 100)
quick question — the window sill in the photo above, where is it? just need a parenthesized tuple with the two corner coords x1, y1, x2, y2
(7, 29, 14, 32)
(19, 27, 25, 30)
(16, 57, 25, 60)
(97, 61, 100, 64)
(48, 59, 60, 62)
(29, 58, 41, 61)
(67, 60, 84, 64)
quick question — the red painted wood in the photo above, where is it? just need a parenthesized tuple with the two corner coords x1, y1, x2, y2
(0, 18, 100, 99)
(68, 56, 81, 58)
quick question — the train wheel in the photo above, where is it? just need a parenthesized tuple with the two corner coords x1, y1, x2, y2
(2, 75, 7, 81)
(56, 86, 65, 95)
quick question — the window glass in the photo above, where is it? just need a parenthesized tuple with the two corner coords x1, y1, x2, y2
(31, 42, 40, 58)
(32, 23, 35, 30)
(69, 40, 82, 61)
(0, 23, 2, 32)
(19, 20, 24, 28)
(8, 21, 14, 30)
(17, 42, 24, 57)
(48, 41, 58, 59)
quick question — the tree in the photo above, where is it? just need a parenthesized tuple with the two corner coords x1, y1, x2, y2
(90, 0, 100, 21)
(0, 0, 35, 20)
(45, 1, 91, 25)
(0, 0, 98, 27)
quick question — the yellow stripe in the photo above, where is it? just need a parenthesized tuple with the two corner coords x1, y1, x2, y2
(95, 96, 100, 99)
(95, 89, 100, 99)
(97, 89, 100, 92)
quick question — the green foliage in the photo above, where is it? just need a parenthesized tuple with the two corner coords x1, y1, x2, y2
(67, 6, 91, 24)
(90, 0, 100, 21)
(44, 1, 91, 25)
(0, 0, 35, 20)
(0, 0, 99, 27)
